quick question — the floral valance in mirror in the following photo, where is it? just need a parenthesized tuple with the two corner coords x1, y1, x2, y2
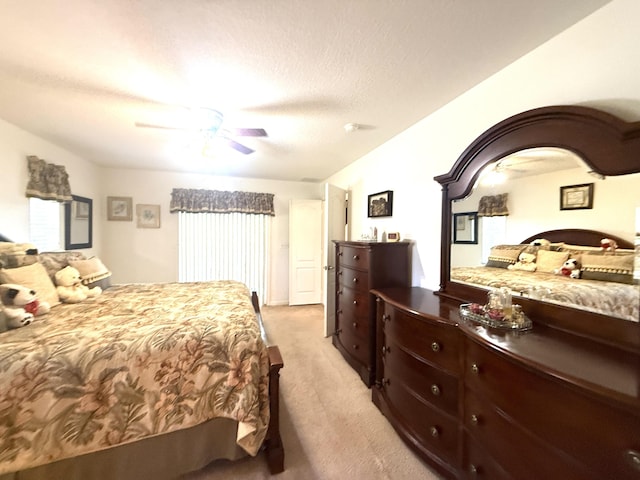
(478, 193, 509, 217)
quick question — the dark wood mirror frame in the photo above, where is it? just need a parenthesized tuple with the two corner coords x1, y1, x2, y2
(64, 194, 93, 250)
(435, 105, 640, 352)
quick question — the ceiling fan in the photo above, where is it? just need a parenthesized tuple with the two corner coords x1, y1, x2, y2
(135, 108, 267, 154)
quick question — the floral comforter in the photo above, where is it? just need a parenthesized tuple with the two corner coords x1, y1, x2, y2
(452, 266, 639, 322)
(0, 280, 270, 475)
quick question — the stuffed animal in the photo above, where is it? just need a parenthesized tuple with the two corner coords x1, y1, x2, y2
(554, 258, 581, 278)
(54, 265, 102, 303)
(507, 251, 537, 272)
(600, 238, 618, 254)
(0, 283, 50, 329)
(530, 238, 551, 248)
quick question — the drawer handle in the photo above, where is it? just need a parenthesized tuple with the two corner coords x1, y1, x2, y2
(469, 464, 481, 476)
(352, 344, 359, 350)
(381, 346, 390, 355)
(382, 314, 391, 322)
(429, 426, 439, 438)
(353, 255, 359, 260)
(338, 290, 343, 295)
(381, 377, 390, 386)
(338, 251, 343, 256)
(353, 300, 358, 305)
(352, 322, 358, 328)
(430, 384, 441, 396)
(338, 271, 343, 276)
(625, 449, 640, 471)
(352, 277, 358, 283)
(470, 414, 480, 426)
(431, 342, 441, 352)
(337, 309, 343, 315)
(471, 363, 480, 374)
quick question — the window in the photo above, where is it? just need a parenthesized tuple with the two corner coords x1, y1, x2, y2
(29, 197, 62, 251)
(178, 211, 270, 302)
(480, 215, 507, 264)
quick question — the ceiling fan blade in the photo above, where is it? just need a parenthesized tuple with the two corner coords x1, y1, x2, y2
(227, 128, 267, 137)
(135, 122, 200, 131)
(225, 138, 255, 155)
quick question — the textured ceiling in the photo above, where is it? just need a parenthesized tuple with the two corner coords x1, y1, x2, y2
(0, 1, 611, 182)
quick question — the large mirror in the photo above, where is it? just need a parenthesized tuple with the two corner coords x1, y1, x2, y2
(64, 195, 93, 249)
(435, 106, 640, 350)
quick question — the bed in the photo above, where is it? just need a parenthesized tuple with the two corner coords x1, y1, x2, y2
(0, 248, 284, 479)
(451, 229, 639, 322)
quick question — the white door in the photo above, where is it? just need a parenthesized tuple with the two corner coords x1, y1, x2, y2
(289, 199, 323, 305)
(323, 183, 347, 337)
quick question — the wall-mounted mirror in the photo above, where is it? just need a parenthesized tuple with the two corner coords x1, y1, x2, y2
(65, 195, 92, 249)
(435, 105, 640, 351)
(453, 212, 478, 244)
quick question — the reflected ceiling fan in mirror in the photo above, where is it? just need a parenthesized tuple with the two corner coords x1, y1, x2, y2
(135, 108, 267, 154)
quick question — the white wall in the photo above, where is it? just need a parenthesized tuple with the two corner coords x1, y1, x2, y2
(326, 0, 640, 291)
(98, 168, 321, 305)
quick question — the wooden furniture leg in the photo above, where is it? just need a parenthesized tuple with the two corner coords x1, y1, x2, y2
(265, 345, 284, 474)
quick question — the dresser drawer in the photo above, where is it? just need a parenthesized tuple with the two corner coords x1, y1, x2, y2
(464, 388, 598, 480)
(337, 244, 370, 270)
(383, 306, 460, 374)
(383, 336, 458, 416)
(380, 376, 458, 464)
(335, 321, 370, 366)
(462, 439, 511, 480)
(336, 303, 370, 340)
(337, 266, 369, 292)
(337, 286, 370, 318)
(465, 338, 640, 479)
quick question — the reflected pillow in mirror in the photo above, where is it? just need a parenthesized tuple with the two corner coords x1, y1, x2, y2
(581, 253, 634, 284)
(485, 245, 525, 269)
(536, 250, 570, 273)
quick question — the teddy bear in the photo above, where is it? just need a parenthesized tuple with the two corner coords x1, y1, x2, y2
(54, 265, 102, 303)
(0, 283, 51, 329)
(600, 238, 618, 254)
(507, 250, 537, 272)
(555, 258, 581, 279)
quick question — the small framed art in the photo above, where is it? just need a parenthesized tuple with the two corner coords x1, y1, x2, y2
(136, 204, 161, 228)
(107, 196, 133, 221)
(560, 183, 594, 210)
(368, 190, 393, 218)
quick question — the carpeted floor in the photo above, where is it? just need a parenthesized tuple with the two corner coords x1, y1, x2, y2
(183, 304, 443, 480)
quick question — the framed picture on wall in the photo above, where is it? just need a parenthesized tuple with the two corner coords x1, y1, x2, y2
(107, 196, 133, 221)
(560, 183, 594, 210)
(367, 190, 393, 218)
(136, 204, 161, 228)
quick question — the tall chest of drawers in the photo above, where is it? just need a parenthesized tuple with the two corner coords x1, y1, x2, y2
(332, 241, 411, 386)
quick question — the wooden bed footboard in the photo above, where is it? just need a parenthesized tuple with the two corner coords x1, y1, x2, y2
(251, 292, 285, 474)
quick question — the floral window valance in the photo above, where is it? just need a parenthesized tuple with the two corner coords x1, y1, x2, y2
(169, 188, 275, 216)
(25, 155, 73, 202)
(478, 193, 509, 217)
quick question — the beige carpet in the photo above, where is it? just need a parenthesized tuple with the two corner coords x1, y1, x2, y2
(183, 304, 443, 480)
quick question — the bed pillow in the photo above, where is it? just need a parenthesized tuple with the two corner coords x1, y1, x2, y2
(39, 251, 87, 281)
(580, 253, 634, 284)
(0, 261, 60, 306)
(69, 257, 112, 290)
(536, 250, 570, 273)
(485, 245, 525, 269)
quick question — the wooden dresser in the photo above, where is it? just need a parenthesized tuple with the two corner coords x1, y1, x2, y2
(372, 287, 640, 480)
(332, 241, 411, 386)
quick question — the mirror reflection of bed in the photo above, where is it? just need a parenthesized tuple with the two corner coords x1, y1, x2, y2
(450, 149, 639, 322)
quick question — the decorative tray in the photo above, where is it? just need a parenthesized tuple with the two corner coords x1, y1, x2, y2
(459, 304, 533, 331)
